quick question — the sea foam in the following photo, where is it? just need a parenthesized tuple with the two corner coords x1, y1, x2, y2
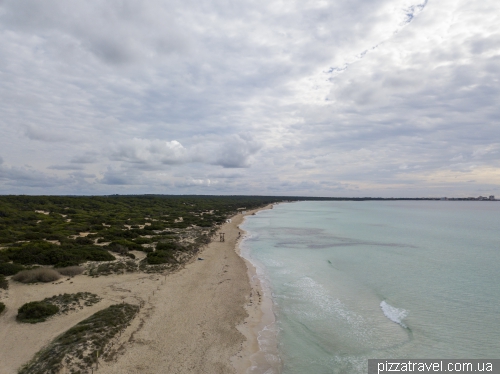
(380, 301, 408, 328)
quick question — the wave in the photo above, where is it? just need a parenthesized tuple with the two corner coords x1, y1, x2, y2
(380, 301, 408, 328)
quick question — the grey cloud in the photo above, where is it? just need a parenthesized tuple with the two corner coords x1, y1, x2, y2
(211, 134, 262, 168)
(0, 163, 67, 188)
(109, 134, 261, 169)
(48, 165, 84, 171)
(99, 167, 140, 186)
(24, 125, 67, 142)
(207, 172, 244, 179)
(70, 153, 99, 164)
(109, 139, 188, 165)
(69, 171, 96, 179)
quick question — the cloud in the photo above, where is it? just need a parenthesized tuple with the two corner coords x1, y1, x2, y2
(109, 139, 188, 165)
(48, 165, 85, 170)
(175, 178, 216, 188)
(99, 167, 139, 186)
(210, 134, 262, 168)
(0, 0, 499, 196)
(69, 171, 96, 179)
(24, 125, 67, 142)
(70, 152, 100, 164)
(108, 134, 261, 170)
(0, 163, 68, 188)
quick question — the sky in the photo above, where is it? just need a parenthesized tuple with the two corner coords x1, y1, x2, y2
(0, 0, 499, 197)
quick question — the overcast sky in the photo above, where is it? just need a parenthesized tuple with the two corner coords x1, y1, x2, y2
(0, 0, 499, 197)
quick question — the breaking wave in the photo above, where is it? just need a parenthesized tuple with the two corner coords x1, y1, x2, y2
(380, 301, 408, 328)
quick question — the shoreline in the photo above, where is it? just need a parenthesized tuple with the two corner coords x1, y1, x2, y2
(232, 204, 282, 374)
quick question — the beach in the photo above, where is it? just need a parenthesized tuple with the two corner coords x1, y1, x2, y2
(0, 206, 271, 374)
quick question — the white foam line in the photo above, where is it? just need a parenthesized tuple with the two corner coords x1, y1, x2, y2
(380, 301, 408, 328)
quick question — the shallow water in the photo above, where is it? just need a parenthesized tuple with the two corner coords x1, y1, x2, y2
(240, 201, 500, 374)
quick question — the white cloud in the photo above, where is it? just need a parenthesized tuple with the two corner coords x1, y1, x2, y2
(109, 139, 188, 165)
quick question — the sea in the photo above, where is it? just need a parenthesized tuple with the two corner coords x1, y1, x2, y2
(239, 201, 500, 374)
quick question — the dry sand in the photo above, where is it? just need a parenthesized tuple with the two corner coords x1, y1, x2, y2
(0, 206, 272, 374)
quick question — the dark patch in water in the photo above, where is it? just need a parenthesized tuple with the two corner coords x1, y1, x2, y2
(268, 226, 417, 250)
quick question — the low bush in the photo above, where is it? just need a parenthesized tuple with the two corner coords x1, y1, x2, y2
(107, 242, 129, 255)
(0, 262, 25, 276)
(9, 242, 115, 267)
(146, 249, 177, 264)
(17, 301, 59, 323)
(55, 266, 84, 277)
(12, 268, 61, 283)
(156, 241, 183, 251)
(0, 302, 5, 314)
(42, 292, 101, 313)
(106, 239, 142, 252)
(88, 260, 137, 276)
(0, 274, 8, 289)
(75, 237, 93, 245)
(133, 237, 154, 245)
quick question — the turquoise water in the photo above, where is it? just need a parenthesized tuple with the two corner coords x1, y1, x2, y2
(240, 201, 500, 374)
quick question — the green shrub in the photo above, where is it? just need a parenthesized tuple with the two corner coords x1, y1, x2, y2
(106, 239, 142, 252)
(0, 262, 25, 276)
(146, 250, 176, 264)
(12, 268, 61, 283)
(133, 237, 154, 245)
(17, 301, 59, 323)
(107, 242, 129, 254)
(75, 237, 93, 245)
(9, 242, 114, 267)
(156, 241, 184, 252)
(0, 302, 5, 314)
(0, 274, 8, 289)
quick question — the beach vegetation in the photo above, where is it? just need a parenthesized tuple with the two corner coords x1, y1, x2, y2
(55, 266, 84, 277)
(146, 249, 177, 264)
(12, 268, 61, 283)
(0, 195, 285, 276)
(0, 301, 5, 314)
(18, 303, 139, 374)
(0, 274, 8, 289)
(0, 262, 25, 276)
(8, 241, 115, 267)
(88, 260, 138, 276)
(42, 292, 101, 314)
(17, 301, 59, 323)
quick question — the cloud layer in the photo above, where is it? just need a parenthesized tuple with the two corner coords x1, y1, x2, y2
(0, 0, 499, 196)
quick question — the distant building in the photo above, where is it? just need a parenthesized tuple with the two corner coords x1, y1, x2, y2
(489, 195, 495, 200)
(440, 197, 448, 200)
